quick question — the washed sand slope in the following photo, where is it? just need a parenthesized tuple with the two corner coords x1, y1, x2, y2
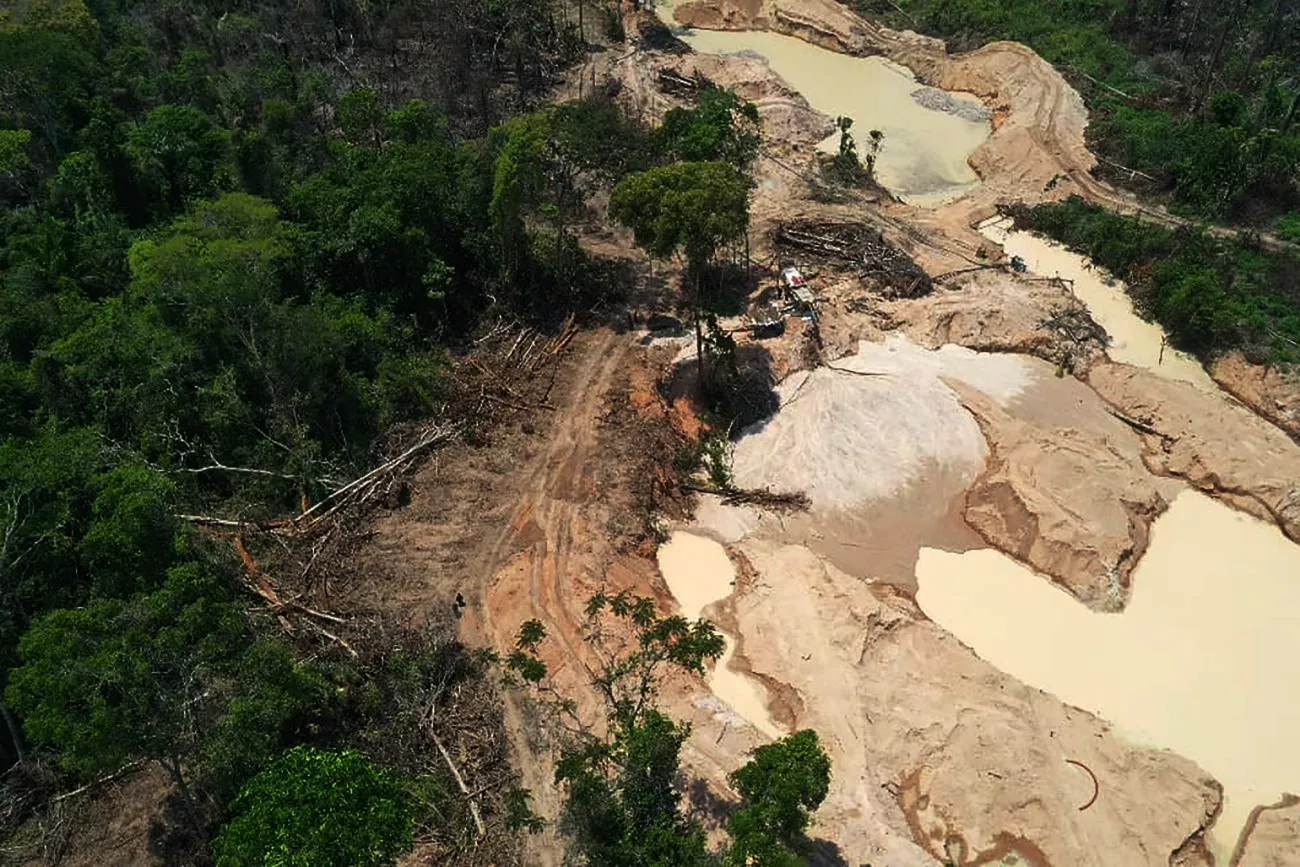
(731, 335, 1029, 511)
(1088, 362, 1300, 543)
(728, 539, 1221, 867)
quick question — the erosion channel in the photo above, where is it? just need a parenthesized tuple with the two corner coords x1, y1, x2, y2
(642, 1, 1300, 865)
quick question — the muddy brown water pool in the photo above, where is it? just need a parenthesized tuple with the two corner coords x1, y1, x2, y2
(916, 490, 1300, 858)
(656, 531, 785, 738)
(981, 218, 1218, 391)
(656, 6, 990, 205)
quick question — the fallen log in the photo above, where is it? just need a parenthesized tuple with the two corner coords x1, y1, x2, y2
(683, 482, 810, 512)
(432, 733, 486, 838)
(1106, 408, 1168, 439)
(295, 423, 461, 526)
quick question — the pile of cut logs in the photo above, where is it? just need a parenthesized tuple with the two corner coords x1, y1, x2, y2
(773, 220, 933, 298)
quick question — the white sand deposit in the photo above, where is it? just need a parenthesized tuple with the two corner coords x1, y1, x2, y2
(731, 335, 1031, 511)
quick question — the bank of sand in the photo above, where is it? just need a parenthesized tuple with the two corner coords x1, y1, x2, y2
(916, 489, 1300, 859)
(596, 3, 1300, 863)
(660, 16, 989, 204)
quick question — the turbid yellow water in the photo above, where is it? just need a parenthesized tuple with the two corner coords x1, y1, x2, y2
(915, 490, 1300, 858)
(657, 531, 785, 737)
(981, 218, 1218, 391)
(657, 10, 990, 205)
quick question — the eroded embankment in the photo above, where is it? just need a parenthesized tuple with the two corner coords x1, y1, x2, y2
(592, 6, 1300, 864)
(916, 489, 1300, 857)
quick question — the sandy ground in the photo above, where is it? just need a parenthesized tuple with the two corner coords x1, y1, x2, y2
(342, 3, 1300, 865)
(616, 3, 1297, 863)
(1234, 796, 1300, 867)
(734, 539, 1222, 867)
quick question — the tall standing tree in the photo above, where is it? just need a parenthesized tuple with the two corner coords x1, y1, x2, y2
(609, 160, 750, 380)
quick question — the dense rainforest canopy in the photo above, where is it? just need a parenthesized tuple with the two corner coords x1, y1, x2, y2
(0, 0, 788, 859)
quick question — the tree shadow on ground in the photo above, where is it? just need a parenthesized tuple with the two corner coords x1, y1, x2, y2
(807, 837, 853, 866)
(700, 261, 762, 318)
(683, 775, 734, 831)
(148, 792, 209, 866)
(660, 340, 780, 433)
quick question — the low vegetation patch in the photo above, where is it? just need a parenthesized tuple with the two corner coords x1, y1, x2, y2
(1013, 197, 1300, 363)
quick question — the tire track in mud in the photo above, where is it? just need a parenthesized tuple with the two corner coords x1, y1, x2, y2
(459, 328, 630, 866)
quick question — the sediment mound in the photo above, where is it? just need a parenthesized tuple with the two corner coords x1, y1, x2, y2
(728, 539, 1222, 866)
(881, 270, 1092, 363)
(1088, 362, 1300, 543)
(953, 384, 1166, 611)
(731, 336, 1029, 511)
(910, 85, 991, 122)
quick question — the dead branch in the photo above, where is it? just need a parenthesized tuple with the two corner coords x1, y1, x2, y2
(294, 423, 461, 527)
(176, 458, 338, 487)
(176, 514, 253, 529)
(683, 482, 810, 512)
(825, 364, 891, 378)
(298, 618, 358, 658)
(50, 762, 143, 803)
(235, 535, 284, 606)
(1106, 408, 1167, 439)
(1077, 70, 1135, 101)
(1095, 154, 1158, 182)
(773, 220, 932, 298)
(431, 733, 486, 838)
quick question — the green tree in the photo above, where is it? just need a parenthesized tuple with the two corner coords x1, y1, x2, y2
(658, 87, 761, 167)
(0, 428, 101, 675)
(725, 730, 832, 867)
(7, 566, 244, 824)
(125, 104, 234, 215)
(508, 592, 833, 866)
(509, 591, 723, 866)
(609, 160, 750, 378)
(79, 464, 179, 598)
(338, 87, 385, 148)
(6, 566, 330, 831)
(213, 746, 414, 867)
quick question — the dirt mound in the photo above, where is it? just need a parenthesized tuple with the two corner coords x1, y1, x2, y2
(726, 539, 1221, 866)
(1234, 795, 1300, 867)
(1088, 362, 1300, 543)
(953, 383, 1166, 611)
(1211, 352, 1300, 442)
(730, 335, 1029, 512)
